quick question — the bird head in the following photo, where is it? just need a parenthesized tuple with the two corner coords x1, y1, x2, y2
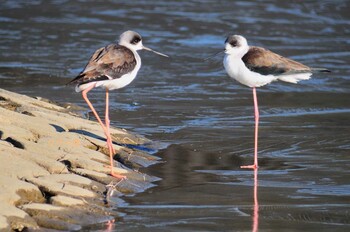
(224, 35, 249, 58)
(119, 30, 168, 57)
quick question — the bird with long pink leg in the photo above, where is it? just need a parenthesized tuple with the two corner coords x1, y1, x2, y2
(207, 35, 329, 169)
(68, 30, 168, 179)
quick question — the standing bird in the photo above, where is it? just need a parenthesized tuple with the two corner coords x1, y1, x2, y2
(207, 35, 329, 169)
(67, 30, 168, 179)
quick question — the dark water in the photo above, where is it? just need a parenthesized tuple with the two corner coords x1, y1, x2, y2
(1, 0, 350, 231)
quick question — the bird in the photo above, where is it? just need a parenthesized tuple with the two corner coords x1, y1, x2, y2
(67, 30, 168, 179)
(207, 35, 329, 169)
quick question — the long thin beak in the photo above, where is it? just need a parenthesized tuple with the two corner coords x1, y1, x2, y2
(142, 46, 169, 58)
(204, 50, 225, 61)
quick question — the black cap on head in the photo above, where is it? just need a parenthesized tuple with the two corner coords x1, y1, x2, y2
(225, 35, 239, 47)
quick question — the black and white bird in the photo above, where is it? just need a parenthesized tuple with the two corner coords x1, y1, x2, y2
(208, 35, 329, 169)
(67, 30, 168, 179)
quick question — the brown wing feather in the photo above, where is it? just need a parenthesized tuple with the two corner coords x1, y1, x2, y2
(68, 44, 136, 85)
(242, 46, 311, 76)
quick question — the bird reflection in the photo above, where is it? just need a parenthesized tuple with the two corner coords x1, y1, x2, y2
(252, 168, 259, 232)
(105, 219, 115, 231)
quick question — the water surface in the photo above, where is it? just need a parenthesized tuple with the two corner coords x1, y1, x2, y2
(1, 0, 349, 231)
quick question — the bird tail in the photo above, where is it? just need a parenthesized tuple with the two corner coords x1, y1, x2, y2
(278, 73, 312, 84)
(277, 67, 330, 84)
(66, 73, 85, 86)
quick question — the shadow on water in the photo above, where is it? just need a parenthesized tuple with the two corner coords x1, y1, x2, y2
(112, 143, 350, 231)
(1, 0, 350, 231)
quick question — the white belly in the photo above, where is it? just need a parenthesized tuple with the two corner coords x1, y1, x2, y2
(96, 64, 140, 90)
(223, 55, 277, 88)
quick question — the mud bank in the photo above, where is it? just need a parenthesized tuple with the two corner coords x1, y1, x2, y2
(0, 88, 161, 231)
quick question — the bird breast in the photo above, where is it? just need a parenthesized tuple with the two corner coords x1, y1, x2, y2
(96, 51, 141, 91)
(223, 54, 276, 88)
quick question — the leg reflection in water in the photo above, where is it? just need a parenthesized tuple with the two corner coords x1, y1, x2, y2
(252, 168, 259, 232)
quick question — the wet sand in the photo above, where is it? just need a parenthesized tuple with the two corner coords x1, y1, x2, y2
(0, 88, 160, 231)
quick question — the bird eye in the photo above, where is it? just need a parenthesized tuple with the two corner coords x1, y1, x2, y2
(131, 37, 141, 45)
(230, 41, 237, 47)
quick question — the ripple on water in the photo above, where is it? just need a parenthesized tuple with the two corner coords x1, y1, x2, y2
(1, 0, 350, 231)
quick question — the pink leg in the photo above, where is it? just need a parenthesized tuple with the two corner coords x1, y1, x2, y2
(82, 85, 126, 179)
(105, 89, 125, 179)
(241, 87, 259, 169)
(82, 84, 107, 132)
(105, 89, 116, 154)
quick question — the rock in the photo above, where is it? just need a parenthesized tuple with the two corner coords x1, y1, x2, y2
(0, 88, 160, 231)
(0, 176, 43, 231)
(50, 195, 86, 206)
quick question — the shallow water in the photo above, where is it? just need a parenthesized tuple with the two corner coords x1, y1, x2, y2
(1, 0, 350, 231)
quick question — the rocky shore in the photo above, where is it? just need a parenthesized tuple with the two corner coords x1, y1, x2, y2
(0, 88, 161, 231)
